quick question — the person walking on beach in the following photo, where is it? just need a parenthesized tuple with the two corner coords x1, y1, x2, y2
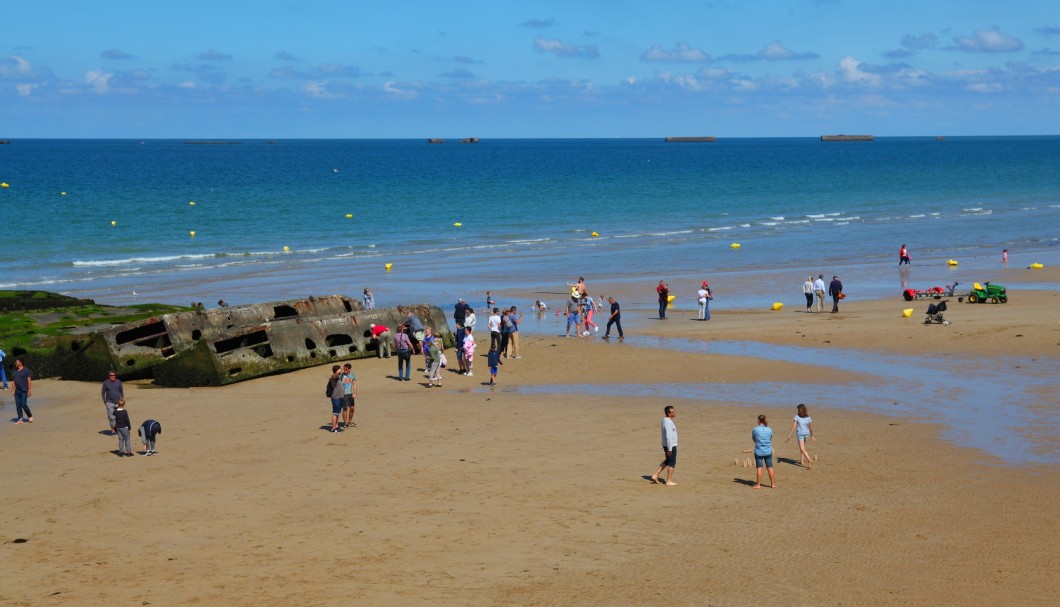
(340, 363, 357, 428)
(453, 298, 468, 328)
(507, 307, 523, 357)
(803, 276, 815, 312)
(462, 326, 476, 376)
(499, 308, 511, 357)
(114, 399, 132, 456)
(427, 338, 443, 387)
(422, 327, 435, 373)
(565, 302, 581, 337)
(326, 365, 343, 432)
(0, 347, 8, 390)
(651, 405, 678, 486)
(454, 323, 468, 374)
(829, 275, 844, 313)
(898, 244, 911, 267)
(785, 403, 815, 469)
(394, 325, 413, 381)
(102, 369, 124, 433)
(584, 296, 599, 333)
(656, 280, 670, 319)
(464, 307, 477, 334)
(487, 308, 502, 351)
(369, 323, 392, 358)
(11, 358, 32, 424)
(139, 418, 162, 455)
(487, 345, 500, 385)
(752, 414, 775, 489)
(363, 288, 375, 310)
(603, 297, 624, 339)
(1002, 248, 1008, 266)
(696, 281, 713, 321)
(813, 274, 827, 313)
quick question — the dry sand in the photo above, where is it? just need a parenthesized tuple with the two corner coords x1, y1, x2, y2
(1, 284, 1057, 606)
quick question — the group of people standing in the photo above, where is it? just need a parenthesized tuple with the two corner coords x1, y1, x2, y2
(650, 403, 816, 489)
(101, 370, 162, 455)
(802, 274, 844, 313)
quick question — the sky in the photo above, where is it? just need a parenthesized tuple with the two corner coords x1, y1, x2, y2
(2, 0, 1059, 138)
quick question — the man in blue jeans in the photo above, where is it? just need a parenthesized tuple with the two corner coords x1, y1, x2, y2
(0, 347, 8, 389)
(394, 324, 413, 381)
(656, 280, 669, 319)
(11, 358, 32, 424)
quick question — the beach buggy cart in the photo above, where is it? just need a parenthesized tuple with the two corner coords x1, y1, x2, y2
(903, 286, 946, 301)
(966, 282, 1007, 304)
(924, 300, 949, 325)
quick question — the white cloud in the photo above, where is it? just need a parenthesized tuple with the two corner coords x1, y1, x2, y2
(16, 83, 38, 96)
(953, 29, 1024, 53)
(641, 42, 710, 63)
(86, 70, 113, 94)
(838, 56, 881, 87)
(533, 36, 599, 59)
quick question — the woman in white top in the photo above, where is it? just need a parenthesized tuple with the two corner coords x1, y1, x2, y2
(785, 403, 815, 469)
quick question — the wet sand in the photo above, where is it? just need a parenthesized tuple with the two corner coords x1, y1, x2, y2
(0, 282, 1057, 606)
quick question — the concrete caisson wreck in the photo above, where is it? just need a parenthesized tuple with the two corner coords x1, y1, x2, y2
(152, 303, 452, 387)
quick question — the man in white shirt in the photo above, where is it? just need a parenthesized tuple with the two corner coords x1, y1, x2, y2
(651, 405, 679, 486)
(487, 308, 502, 351)
(813, 274, 827, 313)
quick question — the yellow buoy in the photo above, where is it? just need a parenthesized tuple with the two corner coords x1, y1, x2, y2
(947, 259, 958, 266)
(345, 213, 353, 218)
(453, 222, 462, 227)
(1, 182, 9, 188)
(385, 263, 393, 271)
(730, 243, 741, 249)
(110, 220, 117, 226)
(189, 230, 196, 237)
(1029, 262, 1044, 269)
(283, 245, 290, 252)
(591, 231, 599, 237)
(667, 295, 676, 303)
(61, 192, 67, 196)
(188, 201, 196, 206)
(902, 308, 914, 318)
(771, 302, 783, 311)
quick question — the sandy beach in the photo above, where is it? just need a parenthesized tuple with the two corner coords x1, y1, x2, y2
(1, 280, 1057, 606)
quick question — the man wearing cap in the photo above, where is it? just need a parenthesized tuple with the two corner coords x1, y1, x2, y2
(813, 274, 827, 313)
(101, 369, 124, 433)
(696, 281, 713, 321)
(369, 323, 392, 358)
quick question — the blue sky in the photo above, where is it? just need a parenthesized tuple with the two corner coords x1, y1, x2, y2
(3, 1, 1059, 137)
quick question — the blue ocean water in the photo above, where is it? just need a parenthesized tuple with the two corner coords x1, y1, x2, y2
(1, 137, 1057, 307)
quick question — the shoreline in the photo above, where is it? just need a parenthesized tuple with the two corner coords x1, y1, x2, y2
(1, 267, 1057, 605)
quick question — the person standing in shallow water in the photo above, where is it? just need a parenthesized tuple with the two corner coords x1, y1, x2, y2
(603, 297, 623, 338)
(898, 244, 911, 267)
(651, 405, 678, 486)
(752, 414, 775, 489)
(656, 280, 669, 319)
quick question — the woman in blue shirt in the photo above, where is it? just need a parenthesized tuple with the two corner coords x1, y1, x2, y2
(751, 414, 775, 489)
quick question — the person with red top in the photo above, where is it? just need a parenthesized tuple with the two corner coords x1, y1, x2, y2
(898, 244, 911, 267)
(369, 323, 391, 358)
(656, 280, 670, 319)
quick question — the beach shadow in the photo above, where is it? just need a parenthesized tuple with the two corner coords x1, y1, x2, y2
(98, 430, 115, 436)
(732, 477, 757, 487)
(640, 475, 658, 484)
(111, 450, 126, 457)
(387, 375, 404, 382)
(318, 425, 339, 433)
(777, 457, 804, 467)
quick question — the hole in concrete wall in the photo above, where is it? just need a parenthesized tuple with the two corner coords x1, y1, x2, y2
(126, 359, 136, 367)
(328, 349, 337, 357)
(69, 341, 83, 352)
(115, 321, 167, 345)
(287, 355, 295, 362)
(310, 351, 317, 358)
(229, 367, 242, 376)
(325, 334, 353, 347)
(305, 338, 317, 350)
(214, 330, 269, 354)
(343, 299, 353, 312)
(273, 305, 298, 319)
(192, 329, 202, 340)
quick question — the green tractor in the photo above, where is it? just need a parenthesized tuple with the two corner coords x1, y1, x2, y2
(967, 282, 1007, 304)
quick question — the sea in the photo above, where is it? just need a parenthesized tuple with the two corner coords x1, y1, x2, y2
(1, 137, 1058, 312)
(3, 137, 1058, 463)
